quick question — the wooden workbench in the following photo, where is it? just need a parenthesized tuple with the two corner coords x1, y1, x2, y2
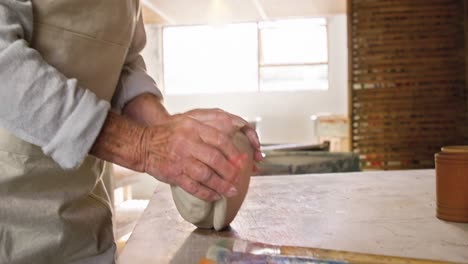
(118, 170, 468, 263)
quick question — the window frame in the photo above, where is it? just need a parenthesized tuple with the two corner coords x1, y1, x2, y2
(161, 18, 330, 94)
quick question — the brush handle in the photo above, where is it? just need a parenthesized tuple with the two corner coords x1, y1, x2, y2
(198, 258, 216, 264)
(280, 246, 460, 264)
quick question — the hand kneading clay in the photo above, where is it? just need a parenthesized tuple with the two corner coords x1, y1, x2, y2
(171, 132, 254, 231)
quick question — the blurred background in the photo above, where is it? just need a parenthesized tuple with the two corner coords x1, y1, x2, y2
(115, 0, 468, 253)
(140, 0, 348, 146)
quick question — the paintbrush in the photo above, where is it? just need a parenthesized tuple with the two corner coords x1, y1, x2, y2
(203, 244, 346, 264)
(215, 239, 462, 264)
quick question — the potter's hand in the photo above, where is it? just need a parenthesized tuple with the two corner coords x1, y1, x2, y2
(121, 95, 261, 161)
(140, 114, 247, 201)
(91, 112, 244, 202)
(183, 109, 263, 162)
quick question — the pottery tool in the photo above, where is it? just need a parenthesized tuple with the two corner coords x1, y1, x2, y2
(202, 244, 346, 264)
(211, 239, 462, 264)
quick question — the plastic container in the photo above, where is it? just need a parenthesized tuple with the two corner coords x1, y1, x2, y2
(435, 146, 468, 222)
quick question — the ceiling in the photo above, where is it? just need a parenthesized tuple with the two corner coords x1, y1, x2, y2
(141, 0, 346, 25)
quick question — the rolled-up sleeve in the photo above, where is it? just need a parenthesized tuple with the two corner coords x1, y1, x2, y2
(0, 0, 110, 169)
(111, 13, 163, 112)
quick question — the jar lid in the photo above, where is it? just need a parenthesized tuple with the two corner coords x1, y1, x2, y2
(441, 146, 468, 153)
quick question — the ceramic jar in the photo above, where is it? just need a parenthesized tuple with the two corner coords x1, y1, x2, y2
(435, 146, 468, 222)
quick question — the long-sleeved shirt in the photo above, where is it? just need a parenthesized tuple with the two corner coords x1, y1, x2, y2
(0, 0, 162, 169)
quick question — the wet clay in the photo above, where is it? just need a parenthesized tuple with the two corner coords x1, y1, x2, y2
(171, 132, 254, 230)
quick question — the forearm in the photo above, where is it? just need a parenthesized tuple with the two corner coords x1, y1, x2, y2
(122, 93, 170, 126)
(90, 111, 146, 171)
(0, 1, 109, 168)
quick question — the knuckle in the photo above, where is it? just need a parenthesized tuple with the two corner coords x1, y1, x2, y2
(213, 109, 228, 120)
(216, 134, 229, 147)
(185, 180, 199, 194)
(179, 116, 195, 129)
(220, 114, 231, 124)
(168, 150, 182, 162)
(194, 165, 212, 183)
(185, 117, 197, 127)
(209, 151, 223, 165)
(222, 114, 230, 122)
(201, 171, 213, 183)
(190, 162, 204, 176)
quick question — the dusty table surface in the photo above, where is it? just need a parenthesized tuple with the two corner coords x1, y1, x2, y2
(118, 170, 468, 264)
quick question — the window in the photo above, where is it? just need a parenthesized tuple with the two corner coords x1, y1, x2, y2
(163, 23, 258, 94)
(259, 19, 328, 91)
(162, 18, 328, 94)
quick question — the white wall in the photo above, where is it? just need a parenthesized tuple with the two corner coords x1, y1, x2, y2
(142, 15, 348, 144)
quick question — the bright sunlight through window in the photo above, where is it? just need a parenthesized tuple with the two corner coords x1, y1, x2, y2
(163, 18, 328, 94)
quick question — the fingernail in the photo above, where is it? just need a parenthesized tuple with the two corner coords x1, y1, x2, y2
(256, 151, 264, 161)
(226, 186, 238, 197)
(213, 194, 222, 201)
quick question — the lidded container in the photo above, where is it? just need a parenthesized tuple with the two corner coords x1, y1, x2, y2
(435, 146, 468, 222)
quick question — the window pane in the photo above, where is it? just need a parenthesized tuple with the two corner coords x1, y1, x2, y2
(260, 64, 328, 91)
(163, 23, 258, 94)
(260, 19, 328, 65)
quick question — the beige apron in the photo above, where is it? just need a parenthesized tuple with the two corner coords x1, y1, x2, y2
(0, 0, 140, 263)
